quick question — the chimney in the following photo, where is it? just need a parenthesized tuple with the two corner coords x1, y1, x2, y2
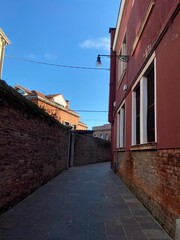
(66, 100, 70, 109)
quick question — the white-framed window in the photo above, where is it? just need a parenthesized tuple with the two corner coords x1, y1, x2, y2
(100, 134, 104, 139)
(132, 55, 156, 145)
(117, 103, 126, 148)
(17, 89, 25, 95)
(72, 124, 76, 130)
(118, 33, 127, 83)
(64, 121, 70, 126)
(105, 134, 109, 141)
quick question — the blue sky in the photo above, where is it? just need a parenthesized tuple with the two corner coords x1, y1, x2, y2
(1, 0, 120, 129)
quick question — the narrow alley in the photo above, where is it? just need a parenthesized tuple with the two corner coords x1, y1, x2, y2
(0, 162, 171, 240)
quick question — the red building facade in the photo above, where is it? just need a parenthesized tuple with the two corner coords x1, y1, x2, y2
(109, 0, 180, 238)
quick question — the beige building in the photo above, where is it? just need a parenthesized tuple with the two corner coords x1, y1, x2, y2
(92, 124, 111, 141)
(0, 28, 11, 79)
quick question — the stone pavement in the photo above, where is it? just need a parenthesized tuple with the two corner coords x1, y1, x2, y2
(0, 162, 172, 240)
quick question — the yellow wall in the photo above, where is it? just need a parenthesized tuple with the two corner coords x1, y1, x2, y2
(0, 37, 5, 78)
(0, 29, 10, 79)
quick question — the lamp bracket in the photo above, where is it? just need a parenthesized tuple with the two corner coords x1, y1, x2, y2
(97, 54, 129, 65)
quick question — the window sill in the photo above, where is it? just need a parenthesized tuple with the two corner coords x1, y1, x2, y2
(130, 142, 157, 151)
(117, 147, 125, 152)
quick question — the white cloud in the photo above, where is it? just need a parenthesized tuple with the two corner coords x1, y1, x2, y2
(80, 37, 110, 51)
(43, 53, 58, 61)
(25, 53, 58, 61)
(26, 53, 41, 61)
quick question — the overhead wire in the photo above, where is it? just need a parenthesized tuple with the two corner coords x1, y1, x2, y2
(42, 108, 108, 113)
(6, 55, 109, 124)
(5, 55, 110, 71)
(73, 110, 108, 112)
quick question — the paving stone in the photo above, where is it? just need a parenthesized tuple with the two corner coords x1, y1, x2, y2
(88, 222, 106, 234)
(69, 223, 88, 234)
(125, 232, 148, 240)
(106, 222, 125, 237)
(140, 222, 162, 230)
(68, 234, 87, 240)
(0, 162, 172, 240)
(87, 231, 107, 240)
(143, 229, 172, 239)
(108, 237, 128, 240)
(135, 216, 159, 224)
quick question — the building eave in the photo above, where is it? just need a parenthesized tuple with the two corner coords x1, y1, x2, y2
(113, 0, 126, 51)
(13, 84, 32, 94)
(78, 121, 88, 127)
(0, 28, 11, 45)
(26, 95, 80, 117)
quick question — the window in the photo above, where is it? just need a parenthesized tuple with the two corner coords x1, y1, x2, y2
(17, 89, 25, 95)
(64, 121, 70, 126)
(147, 67, 155, 142)
(105, 134, 109, 141)
(135, 84, 140, 144)
(117, 104, 125, 148)
(100, 134, 104, 139)
(132, 60, 155, 145)
(72, 124, 76, 130)
(118, 33, 127, 82)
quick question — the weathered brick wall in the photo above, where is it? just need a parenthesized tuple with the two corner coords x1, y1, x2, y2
(0, 80, 69, 211)
(73, 133, 111, 166)
(36, 99, 81, 128)
(116, 149, 180, 238)
(0, 80, 111, 212)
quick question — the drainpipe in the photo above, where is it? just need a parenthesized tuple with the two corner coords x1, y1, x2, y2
(108, 28, 116, 169)
(69, 131, 75, 167)
(67, 128, 72, 169)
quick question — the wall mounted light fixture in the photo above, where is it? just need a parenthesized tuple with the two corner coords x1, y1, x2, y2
(96, 54, 129, 66)
(123, 84, 128, 92)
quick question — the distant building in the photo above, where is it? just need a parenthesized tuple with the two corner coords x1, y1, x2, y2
(92, 124, 111, 141)
(13, 84, 87, 130)
(0, 28, 11, 79)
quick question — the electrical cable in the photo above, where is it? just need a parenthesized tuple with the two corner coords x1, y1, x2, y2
(5, 55, 110, 71)
(39, 108, 108, 113)
(73, 110, 108, 112)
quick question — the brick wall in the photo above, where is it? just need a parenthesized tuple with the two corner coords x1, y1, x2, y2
(36, 99, 81, 128)
(73, 133, 111, 166)
(0, 80, 69, 211)
(116, 149, 180, 238)
(0, 80, 111, 212)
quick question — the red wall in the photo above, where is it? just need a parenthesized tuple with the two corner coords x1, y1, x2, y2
(115, 0, 132, 108)
(110, 2, 180, 237)
(109, 28, 116, 123)
(112, 0, 179, 150)
(156, 12, 180, 148)
(127, 0, 178, 88)
(114, 0, 179, 107)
